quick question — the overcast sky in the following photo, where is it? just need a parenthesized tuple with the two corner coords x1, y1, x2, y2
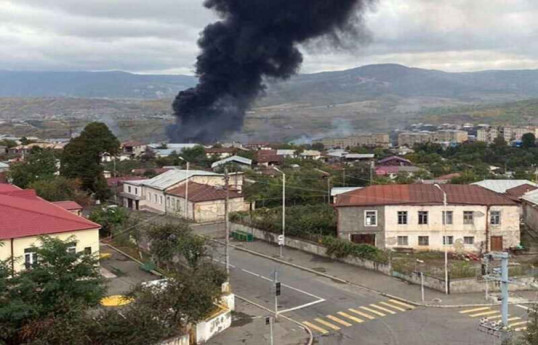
(2, 0, 538, 75)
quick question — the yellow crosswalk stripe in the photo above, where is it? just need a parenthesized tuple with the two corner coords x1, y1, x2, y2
(303, 321, 328, 335)
(470, 310, 499, 318)
(509, 321, 528, 328)
(508, 317, 521, 322)
(380, 301, 406, 312)
(486, 314, 503, 320)
(370, 304, 397, 315)
(360, 306, 386, 317)
(327, 315, 352, 327)
(515, 327, 527, 332)
(349, 308, 376, 320)
(388, 299, 415, 309)
(314, 318, 340, 331)
(460, 307, 490, 314)
(337, 311, 364, 323)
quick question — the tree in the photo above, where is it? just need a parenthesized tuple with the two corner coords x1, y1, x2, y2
(89, 206, 129, 238)
(522, 133, 536, 149)
(0, 237, 105, 345)
(8, 147, 57, 188)
(29, 176, 90, 205)
(493, 134, 507, 148)
(180, 145, 209, 167)
(61, 122, 120, 200)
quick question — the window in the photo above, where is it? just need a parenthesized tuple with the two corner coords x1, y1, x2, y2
(67, 243, 76, 254)
(160, 196, 163, 205)
(443, 236, 454, 245)
(397, 211, 408, 225)
(84, 247, 92, 255)
(418, 211, 428, 225)
(397, 236, 408, 246)
(490, 211, 501, 225)
(135, 188, 138, 195)
(154, 194, 157, 203)
(463, 211, 474, 225)
(442, 211, 453, 225)
(365, 211, 377, 226)
(128, 186, 132, 193)
(24, 248, 37, 269)
(464, 236, 474, 245)
(418, 236, 429, 246)
(167, 196, 170, 206)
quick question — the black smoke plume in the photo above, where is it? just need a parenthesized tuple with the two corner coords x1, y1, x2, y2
(169, 0, 374, 143)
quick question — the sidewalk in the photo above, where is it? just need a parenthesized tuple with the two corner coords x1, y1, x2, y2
(226, 238, 538, 307)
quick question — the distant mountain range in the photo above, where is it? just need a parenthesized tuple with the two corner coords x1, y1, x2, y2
(2, 64, 538, 104)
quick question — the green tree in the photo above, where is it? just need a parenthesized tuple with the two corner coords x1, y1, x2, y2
(61, 122, 120, 200)
(522, 133, 536, 148)
(89, 206, 129, 238)
(0, 237, 105, 345)
(493, 134, 507, 148)
(8, 148, 57, 188)
(29, 176, 90, 205)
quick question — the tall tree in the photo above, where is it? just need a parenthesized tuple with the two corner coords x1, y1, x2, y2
(522, 133, 536, 149)
(61, 122, 119, 200)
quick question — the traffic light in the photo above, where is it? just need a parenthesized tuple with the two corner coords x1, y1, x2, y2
(275, 282, 281, 296)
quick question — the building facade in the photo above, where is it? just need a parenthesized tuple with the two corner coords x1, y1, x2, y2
(317, 133, 390, 149)
(335, 184, 520, 253)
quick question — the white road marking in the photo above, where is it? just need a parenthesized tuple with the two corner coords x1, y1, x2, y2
(211, 259, 236, 268)
(278, 299, 325, 314)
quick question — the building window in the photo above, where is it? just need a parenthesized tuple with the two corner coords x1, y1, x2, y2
(490, 211, 501, 225)
(154, 194, 157, 203)
(135, 188, 138, 195)
(463, 211, 474, 225)
(160, 196, 163, 205)
(443, 236, 454, 245)
(67, 243, 76, 254)
(464, 237, 474, 245)
(24, 248, 37, 269)
(418, 236, 429, 246)
(128, 186, 132, 193)
(397, 236, 408, 246)
(418, 211, 428, 225)
(167, 196, 170, 207)
(442, 211, 453, 225)
(364, 211, 377, 226)
(84, 247, 92, 254)
(397, 211, 408, 225)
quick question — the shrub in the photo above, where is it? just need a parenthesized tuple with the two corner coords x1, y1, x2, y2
(323, 236, 388, 263)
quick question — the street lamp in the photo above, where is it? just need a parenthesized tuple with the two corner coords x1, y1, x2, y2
(273, 167, 286, 257)
(434, 184, 449, 295)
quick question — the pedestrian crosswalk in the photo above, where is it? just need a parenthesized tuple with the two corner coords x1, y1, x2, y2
(459, 307, 527, 332)
(303, 299, 415, 335)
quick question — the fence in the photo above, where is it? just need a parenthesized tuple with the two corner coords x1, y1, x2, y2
(231, 223, 535, 294)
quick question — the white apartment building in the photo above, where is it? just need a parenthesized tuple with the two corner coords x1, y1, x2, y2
(335, 184, 520, 253)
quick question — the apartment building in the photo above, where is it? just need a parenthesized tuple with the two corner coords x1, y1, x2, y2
(335, 184, 520, 253)
(398, 130, 468, 147)
(317, 133, 390, 149)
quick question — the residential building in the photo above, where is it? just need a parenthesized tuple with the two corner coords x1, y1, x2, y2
(300, 150, 321, 160)
(121, 141, 147, 158)
(165, 182, 249, 222)
(477, 127, 499, 144)
(0, 184, 100, 272)
(375, 165, 424, 179)
(331, 187, 362, 204)
(335, 184, 520, 252)
(397, 132, 433, 147)
(255, 150, 283, 166)
(398, 130, 468, 147)
(276, 149, 296, 158)
(211, 155, 253, 171)
(0, 161, 8, 173)
(317, 133, 390, 149)
(522, 190, 538, 233)
(432, 130, 469, 143)
(120, 169, 243, 214)
(205, 147, 237, 159)
(377, 156, 413, 166)
(52, 201, 84, 216)
(472, 180, 538, 195)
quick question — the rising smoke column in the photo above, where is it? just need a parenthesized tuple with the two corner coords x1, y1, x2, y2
(169, 0, 374, 143)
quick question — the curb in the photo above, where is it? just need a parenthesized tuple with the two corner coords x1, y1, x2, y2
(220, 241, 536, 309)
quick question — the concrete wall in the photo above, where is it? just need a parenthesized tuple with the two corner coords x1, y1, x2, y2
(1, 228, 100, 272)
(450, 276, 535, 293)
(166, 196, 249, 222)
(337, 206, 386, 248)
(158, 335, 189, 345)
(195, 308, 232, 344)
(523, 202, 538, 232)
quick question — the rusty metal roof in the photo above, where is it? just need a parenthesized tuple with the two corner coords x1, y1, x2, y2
(335, 184, 516, 207)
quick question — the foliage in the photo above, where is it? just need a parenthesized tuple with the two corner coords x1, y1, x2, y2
(180, 145, 212, 167)
(8, 148, 57, 188)
(61, 122, 120, 200)
(29, 176, 90, 205)
(89, 206, 129, 237)
(103, 159, 151, 176)
(232, 204, 337, 240)
(322, 236, 388, 263)
(0, 237, 105, 345)
(522, 133, 536, 149)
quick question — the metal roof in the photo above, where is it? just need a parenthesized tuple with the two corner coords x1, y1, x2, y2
(336, 184, 516, 207)
(276, 149, 296, 155)
(211, 155, 252, 168)
(331, 187, 363, 197)
(472, 180, 537, 194)
(142, 169, 220, 190)
(522, 190, 538, 205)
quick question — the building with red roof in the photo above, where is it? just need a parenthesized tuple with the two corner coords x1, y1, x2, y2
(335, 184, 520, 253)
(0, 183, 100, 272)
(165, 182, 249, 222)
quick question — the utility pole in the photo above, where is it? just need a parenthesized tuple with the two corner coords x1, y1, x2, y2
(185, 162, 190, 219)
(266, 316, 274, 345)
(327, 176, 331, 205)
(224, 168, 230, 276)
(420, 272, 425, 303)
(273, 167, 286, 258)
(370, 160, 374, 184)
(434, 184, 449, 295)
(274, 269, 280, 319)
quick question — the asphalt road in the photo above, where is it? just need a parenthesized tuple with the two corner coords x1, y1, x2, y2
(208, 242, 529, 345)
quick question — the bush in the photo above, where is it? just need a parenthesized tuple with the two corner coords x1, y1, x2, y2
(322, 236, 388, 263)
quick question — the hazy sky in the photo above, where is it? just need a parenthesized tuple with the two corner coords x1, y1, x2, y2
(2, 0, 538, 74)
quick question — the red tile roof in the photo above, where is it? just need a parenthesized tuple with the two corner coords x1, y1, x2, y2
(0, 183, 20, 193)
(377, 156, 413, 166)
(167, 182, 243, 202)
(0, 189, 100, 240)
(52, 201, 83, 211)
(335, 184, 516, 207)
(106, 176, 147, 187)
(256, 150, 283, 164)
(505, 184, 538, 200)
